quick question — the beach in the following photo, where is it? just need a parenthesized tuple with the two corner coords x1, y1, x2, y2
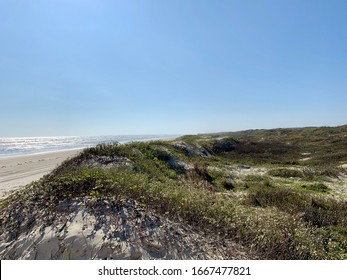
(0, 135, 177, 199)
(0, 149, 81, 198)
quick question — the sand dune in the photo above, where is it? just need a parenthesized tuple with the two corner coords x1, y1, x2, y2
(0, 149, 81, 198)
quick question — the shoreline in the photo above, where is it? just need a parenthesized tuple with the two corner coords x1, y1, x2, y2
(0, 137, 179, 199)
(0, 135, 179, 160)
(0, 147, 84, 160)
(0, 149, 83, 199)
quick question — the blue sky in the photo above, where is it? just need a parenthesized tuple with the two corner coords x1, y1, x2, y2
(0, 0, 346, 136)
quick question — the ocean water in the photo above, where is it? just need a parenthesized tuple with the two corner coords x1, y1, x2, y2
(0, 135, 176, 158)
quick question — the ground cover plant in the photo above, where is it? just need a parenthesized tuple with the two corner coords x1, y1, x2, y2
(1, 125, 347, 259)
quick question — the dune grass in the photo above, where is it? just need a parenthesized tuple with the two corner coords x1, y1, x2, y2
(1, 125, 347, 259)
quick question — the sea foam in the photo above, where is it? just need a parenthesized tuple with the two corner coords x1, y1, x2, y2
(0, 135, 175, 158)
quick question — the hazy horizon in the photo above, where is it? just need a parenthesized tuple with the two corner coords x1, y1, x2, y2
(1, 0, 346, 137)
(1, 123, 346, 138)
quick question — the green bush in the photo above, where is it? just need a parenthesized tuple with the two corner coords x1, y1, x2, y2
(301, 182, 330, 193)
(247, 186, 308, 211)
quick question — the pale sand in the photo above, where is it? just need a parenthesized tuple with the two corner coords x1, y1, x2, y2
(0, 149, 82, 199)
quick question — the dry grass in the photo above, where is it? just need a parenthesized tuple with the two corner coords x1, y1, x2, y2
(2, 125, 347, 259)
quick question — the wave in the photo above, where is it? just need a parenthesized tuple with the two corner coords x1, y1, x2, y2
(0, 135, 176, 158)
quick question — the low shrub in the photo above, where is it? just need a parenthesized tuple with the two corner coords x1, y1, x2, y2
(221, 179, 235, 190)
(268, 168, 304, 178)
(191, 162, 213, 182)
(303, 197, 347, 227)
(211, 137, 238, 153)
(247, 186, 308, 211)
(301, 182, 330, 193)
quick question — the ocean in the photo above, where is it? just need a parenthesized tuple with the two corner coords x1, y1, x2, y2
(0, 135, 176, 158)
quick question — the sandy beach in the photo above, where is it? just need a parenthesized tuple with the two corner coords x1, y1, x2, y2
(0, 149, 81, 199)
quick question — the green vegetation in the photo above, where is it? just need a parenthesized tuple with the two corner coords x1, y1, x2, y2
(1, 125, 347, 259)
(206, 125, 347, 166)
(268, 168, 305, 178)
(301, 182, 331, 193)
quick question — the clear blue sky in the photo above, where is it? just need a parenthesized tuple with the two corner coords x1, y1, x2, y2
(0, 0, 346, 137)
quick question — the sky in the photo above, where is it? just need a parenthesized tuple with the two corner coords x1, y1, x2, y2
(0, 0, 346, 137)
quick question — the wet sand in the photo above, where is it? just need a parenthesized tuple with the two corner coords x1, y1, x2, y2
(0, 149, 81, 198)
